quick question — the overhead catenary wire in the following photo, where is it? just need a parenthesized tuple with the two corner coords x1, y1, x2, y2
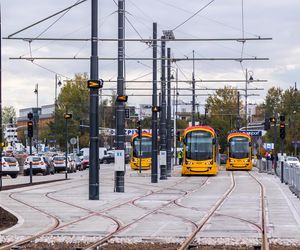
(7, 0, 87, 38)
(172, 0, 216, 31)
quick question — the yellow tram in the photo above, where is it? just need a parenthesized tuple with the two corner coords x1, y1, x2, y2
(181, 126, 219, 175)
(226, 132, 252, 171)
(130, 132, 152, 170)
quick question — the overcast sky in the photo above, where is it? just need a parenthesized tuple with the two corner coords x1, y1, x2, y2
(2, 0, 300, 115)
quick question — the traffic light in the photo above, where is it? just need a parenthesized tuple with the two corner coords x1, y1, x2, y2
(264, 118, 270, 130)
(279, 115, 285, 122)
(280, 122, 285, 139)
(270, 117, 276, 124)
(64, 113, 72, 119)
(176, 131, 181, 141)
(27, 112, 33, 120)
(27, 121, 33, 138)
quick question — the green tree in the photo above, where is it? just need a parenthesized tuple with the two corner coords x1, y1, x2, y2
(48, 73, 90, 149)
(206, 86, 241, 152)
(2, 106, 16, 125)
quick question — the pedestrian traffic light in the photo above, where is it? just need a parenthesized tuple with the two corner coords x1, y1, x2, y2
(264, 118, 270, 130)
(176, 131, 181, 141)
(280, 122, 285, 139)
(27, 121, 33, 138)
(270, 117, 276, 124)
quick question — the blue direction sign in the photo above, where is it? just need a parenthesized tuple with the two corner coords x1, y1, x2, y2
(245, 131, 262, 137)
(292, 140, 300, 144)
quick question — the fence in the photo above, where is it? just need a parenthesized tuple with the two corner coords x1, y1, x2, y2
(257, 159, 300, 198)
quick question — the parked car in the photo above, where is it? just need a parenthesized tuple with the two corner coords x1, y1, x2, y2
(285, 156, 300, 168)
(41, 156, 55, 175)
(24, 156, 48, 175)
(100, 151, 130, 164)
(81, 155, 89, 170)
(70, 154, 82, 171)
(1, 156, 20, 178)
(220, 154, 228, 164)
(52, 155, 76, 173)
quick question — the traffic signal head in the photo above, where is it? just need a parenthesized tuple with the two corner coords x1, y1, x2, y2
(279, 115, 285, 122)
(27, 121, 33, 138)
(280, 122, 285, 139)
(264, 118, 270, 130)
(269, 117, 276, 124)
(176, 131, 181, 141)
(27, 112, 33, 120)
(64, 113, 72, 119)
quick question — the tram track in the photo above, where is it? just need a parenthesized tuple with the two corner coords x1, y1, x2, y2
(248, 171, 269, 250)
(178, 171, 236, 250)
(0, 175, 195, 250)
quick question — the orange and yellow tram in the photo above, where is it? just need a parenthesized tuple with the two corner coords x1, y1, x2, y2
(130, 132, 152, 170)
(226, 132, 252, 171)
(181, 126, 219, 175)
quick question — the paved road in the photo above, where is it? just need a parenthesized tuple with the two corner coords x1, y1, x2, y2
(1, 165, 300, 248)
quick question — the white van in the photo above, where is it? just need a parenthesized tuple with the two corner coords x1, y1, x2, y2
(79, 147, 108, 161)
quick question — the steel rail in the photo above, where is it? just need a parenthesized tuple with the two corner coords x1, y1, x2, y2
(248, 171, 269, 250)
(178, 171, 236, 250)
(84, 177, 210, 250)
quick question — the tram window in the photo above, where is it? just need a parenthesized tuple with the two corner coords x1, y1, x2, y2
(185, 131, 213, 161)
(133, 137, 152, 158)
(229, 137, 250, 159)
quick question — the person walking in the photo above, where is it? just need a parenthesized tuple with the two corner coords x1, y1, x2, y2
(178, 150, 183, 165)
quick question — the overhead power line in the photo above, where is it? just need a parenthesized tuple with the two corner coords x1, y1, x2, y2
(7, 0, 87, 38)
(10, 56, 269, 61)
(3, 37, 272, 42)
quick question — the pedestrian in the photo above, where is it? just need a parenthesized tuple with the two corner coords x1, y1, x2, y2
(178, 150, 183, 165)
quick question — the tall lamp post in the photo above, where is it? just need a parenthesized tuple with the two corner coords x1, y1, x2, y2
(64, 113, 72, 180)
(245, 69, 253, 131)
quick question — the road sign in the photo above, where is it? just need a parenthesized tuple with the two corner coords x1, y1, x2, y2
(292, 140, 300, 144)
(70, 137, 77, 145)
(114, 150, 125, 171)
(263, 143, 274, 150)
(160, 151, 167, 165)
(245, 130, 262, 137)
(257, 138, 263, 146)
(48, 139, 56, 143)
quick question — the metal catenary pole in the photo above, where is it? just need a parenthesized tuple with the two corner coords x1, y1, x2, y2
(115, 0, 125, 192)
(175, 69, 178, 165)
(192, 50, 195, 126)
(151, 22, 158, 183)
(89, 0, 100, 200)
(237, 91, 240, 130)
(65, 118, 68, 180)
(159, 36, 167, 180)
(0, 7, 2, 191)
(274, 113, 277, 174)
(166, 47, 172, 177)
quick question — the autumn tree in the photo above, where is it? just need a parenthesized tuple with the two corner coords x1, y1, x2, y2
(206, 86, 242, 152)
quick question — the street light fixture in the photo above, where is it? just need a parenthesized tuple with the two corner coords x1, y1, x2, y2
(245, 69, 253, 131)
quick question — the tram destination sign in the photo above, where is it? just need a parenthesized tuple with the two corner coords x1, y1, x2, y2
(244, 130, 262, 137)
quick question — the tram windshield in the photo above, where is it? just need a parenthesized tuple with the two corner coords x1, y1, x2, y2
(229, 136, 250, 159)
(185, 130, 213, 161)
(133, 137, 152, 158)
